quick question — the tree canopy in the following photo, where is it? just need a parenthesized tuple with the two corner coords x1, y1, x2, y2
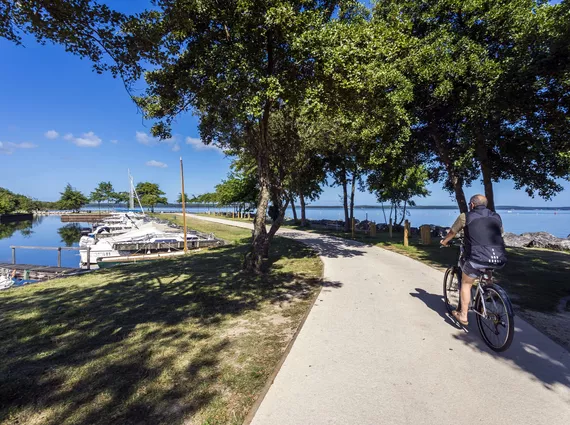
(135, 182, 167, 212)
(2, 0, 569, 272)
(57, 184, 89, 212)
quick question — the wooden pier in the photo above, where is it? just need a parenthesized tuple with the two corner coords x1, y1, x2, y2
(0, 263, 81, 280)
(60, 213, 111, 223)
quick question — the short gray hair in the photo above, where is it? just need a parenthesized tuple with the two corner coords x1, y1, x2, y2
(470, 194, 488, 207)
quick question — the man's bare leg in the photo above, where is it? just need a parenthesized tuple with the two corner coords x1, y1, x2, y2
(457, 273, 475, 323)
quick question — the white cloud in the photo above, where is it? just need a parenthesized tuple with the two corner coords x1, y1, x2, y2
(136, 131, 154, 145)
(110, 139, 119, 144)
(136, 131, 177, 147)
(146, 160, 168, 168)
(44, 130, 59, 139)
(0, 141, 38, 154)
(64, 131, 102, 148)
(172, 143, 180, 152)
(185, 136, 221, 152)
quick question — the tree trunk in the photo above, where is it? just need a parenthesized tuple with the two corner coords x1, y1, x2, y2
(475, 137, 495, 211)
(289, 192, 298, 223)
(432, 132, 468, 213)
(263, 198, 289, 258)
(398, 201, 408, 226)
(381, 203, 387, 224)
(349, 172, 356, 227)
(341, 166, 350, 232)
(299, 190, 306, 227)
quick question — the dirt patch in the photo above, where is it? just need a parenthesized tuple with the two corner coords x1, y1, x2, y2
(517, 309, 570, 352)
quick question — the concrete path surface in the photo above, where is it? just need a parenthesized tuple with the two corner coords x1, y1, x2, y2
(189, 215, 570, 425)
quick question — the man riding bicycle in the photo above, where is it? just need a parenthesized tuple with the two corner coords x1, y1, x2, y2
(440, 195, 507, 326)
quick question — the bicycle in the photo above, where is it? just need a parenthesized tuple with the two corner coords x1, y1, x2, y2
(442, 237, 515, 352)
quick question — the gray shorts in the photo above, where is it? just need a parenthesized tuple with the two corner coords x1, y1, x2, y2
(460, 259, 502, 279)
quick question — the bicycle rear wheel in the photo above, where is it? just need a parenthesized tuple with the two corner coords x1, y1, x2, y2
(475, 284, 515, 352)
(443, 266, 461, 315)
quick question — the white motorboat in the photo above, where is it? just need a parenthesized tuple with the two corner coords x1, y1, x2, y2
(79, 222, 206, 267)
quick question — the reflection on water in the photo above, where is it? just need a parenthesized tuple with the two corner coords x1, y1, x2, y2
(0, 216, 43, 240)
(57, 224, 83, 247)
(0, 216, 88, 267)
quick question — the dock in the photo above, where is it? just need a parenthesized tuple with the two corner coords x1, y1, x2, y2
(111, 239, 222, 251)
(60, 213, 111, 223)
(0, 263, 81, 280)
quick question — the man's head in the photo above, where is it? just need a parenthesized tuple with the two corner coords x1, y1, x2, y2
(469, 194, 488, 210)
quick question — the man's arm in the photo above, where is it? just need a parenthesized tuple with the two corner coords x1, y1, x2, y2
(441, 213, 466, 246)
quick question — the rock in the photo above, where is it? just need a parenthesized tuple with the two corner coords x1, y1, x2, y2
(504, 232, 570, 252)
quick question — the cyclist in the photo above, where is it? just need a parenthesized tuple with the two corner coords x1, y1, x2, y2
(440, 194, 507, 325)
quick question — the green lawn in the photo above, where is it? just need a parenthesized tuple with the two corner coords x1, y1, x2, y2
(287, 224, 570, 313)
(0, 221, 322, 425)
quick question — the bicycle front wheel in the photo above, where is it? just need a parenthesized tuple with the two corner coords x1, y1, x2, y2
(443, 266, 461, 315)
(475, 284, 515, 352)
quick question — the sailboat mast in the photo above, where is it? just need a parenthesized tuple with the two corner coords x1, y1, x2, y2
(128, 169, 134, 210)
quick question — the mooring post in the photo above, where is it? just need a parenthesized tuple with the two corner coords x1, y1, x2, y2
(12, 247, 16, 265)
(57, 247, 62, 268)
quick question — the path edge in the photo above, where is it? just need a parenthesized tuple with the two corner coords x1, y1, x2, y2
(241, 277, 323, 425)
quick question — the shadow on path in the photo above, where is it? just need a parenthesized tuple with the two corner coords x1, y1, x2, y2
(410, 288, 570, 395)
(278, 232, 367, 259)
(409, 287, 458, 327)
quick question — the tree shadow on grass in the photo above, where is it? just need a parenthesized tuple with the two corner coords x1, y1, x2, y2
(0, 241, 332, 425)
(409, 287, 570, 395)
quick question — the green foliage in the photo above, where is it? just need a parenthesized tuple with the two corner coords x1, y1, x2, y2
(57, 184, 89, 212)
(215, 172, 258, 210)
(0, 187, 39, 214)
(176, 193, 189, 204)
(135, 182, 167, 212)
(90, 181, 115, 206)
(113, 191, 130, 204)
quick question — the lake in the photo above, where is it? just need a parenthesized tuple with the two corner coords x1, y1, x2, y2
(0, 216, 88, 268)
(0, 208, 567, 268)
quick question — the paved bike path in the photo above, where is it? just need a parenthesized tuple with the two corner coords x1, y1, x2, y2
(190, 215, 570, 424)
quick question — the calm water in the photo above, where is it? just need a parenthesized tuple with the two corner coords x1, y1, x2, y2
(0, 216, 88, 268)
(0, 208, 567, 267)
(283, 207, 570, 238)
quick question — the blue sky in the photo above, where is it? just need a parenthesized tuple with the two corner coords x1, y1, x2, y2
(0, 1, 568, 207)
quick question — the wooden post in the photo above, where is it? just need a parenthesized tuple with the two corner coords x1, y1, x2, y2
(12, 247, 16, 265)
(180, 157, 188, 253)
(389, 218, 393, 239)
(369, 221, 376, 237)
(86, 247, 91, 270)
(57, 247, 62, 267)
(420, 225, 431, 245)
(404, 219, 409, 247)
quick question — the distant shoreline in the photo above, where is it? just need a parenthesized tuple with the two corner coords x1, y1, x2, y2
(80, 204, 570, 211)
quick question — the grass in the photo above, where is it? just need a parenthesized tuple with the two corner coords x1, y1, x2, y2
(0, 220, 323, 425)
(286, 224, 570, 313)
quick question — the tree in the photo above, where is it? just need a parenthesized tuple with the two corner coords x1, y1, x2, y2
(135, 182, 167, 213)
(177, 193, 189, 205)
(367, 159, 430, 226)
(57, 184, 88, 212)
(373, 0, 570, 212)
(123, 0, 361, 273)
(114, 191, 130, 205)
(90, 181, 114, 211)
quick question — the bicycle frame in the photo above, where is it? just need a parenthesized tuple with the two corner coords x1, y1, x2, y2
(454, 239, 492, 320)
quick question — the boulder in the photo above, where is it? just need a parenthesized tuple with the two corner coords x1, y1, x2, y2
(504, 232, 570, 252)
